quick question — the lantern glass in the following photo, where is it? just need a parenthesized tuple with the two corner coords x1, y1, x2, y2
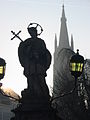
(0, 66, 6, 74)
(0, 66, 3, 74)
(70, 63, 83, 72)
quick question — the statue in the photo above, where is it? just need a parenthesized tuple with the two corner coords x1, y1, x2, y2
(10, 23, 59, 120)
(18, 23, 52, 98)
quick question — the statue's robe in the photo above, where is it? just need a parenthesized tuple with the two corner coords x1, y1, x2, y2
(18, 37, 51, 98)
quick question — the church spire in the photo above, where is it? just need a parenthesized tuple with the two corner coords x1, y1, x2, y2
(61, 5, 66, 22)
(59, 5, 70, 51)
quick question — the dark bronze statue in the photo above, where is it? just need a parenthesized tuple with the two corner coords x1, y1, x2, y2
(10, 23, 60, 120)
(18, 23, 52, 97)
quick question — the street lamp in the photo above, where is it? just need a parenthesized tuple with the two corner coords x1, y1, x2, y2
(0, 57, 20, 101)
(70, 49, 84, 79)
(0, 58, 6, 80)
(70, 50, 90, 109)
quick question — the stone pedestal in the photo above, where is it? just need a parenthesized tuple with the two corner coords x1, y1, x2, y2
(10, 88, 56, 120)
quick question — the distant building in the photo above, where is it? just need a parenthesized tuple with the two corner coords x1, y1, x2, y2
(0, 88, 19, 120)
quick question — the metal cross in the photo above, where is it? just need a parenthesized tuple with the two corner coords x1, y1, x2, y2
(11, 30, 23, 42)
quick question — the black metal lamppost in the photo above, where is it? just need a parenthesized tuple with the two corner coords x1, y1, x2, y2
(70, 50, 90, 109)
(70, 49, 84, 80)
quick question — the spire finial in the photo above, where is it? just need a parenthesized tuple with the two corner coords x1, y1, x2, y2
(62, 0, 64, 7)
(61, 3, 66, 22)
(62, 4, 64, 12)
(62, 4, 64, 9)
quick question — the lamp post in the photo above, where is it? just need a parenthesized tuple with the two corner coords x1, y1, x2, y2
(70, 49, 89, 109)
(70, 49, 84, 80)
(69, 49, 84, 96)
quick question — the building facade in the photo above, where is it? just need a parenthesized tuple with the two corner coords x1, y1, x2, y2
(0, 89, 18, 120)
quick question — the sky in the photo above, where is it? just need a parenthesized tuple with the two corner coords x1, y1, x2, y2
(0, 0, 90, 96)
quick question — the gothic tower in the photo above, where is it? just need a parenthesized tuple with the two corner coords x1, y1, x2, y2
(53, 5, 72, 65)
(53, 5, 75, 120)
(53, 5, 72, 82)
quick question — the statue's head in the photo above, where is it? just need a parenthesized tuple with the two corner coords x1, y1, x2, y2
(28, 27, 37, 38)
(27, 23, 43, 38)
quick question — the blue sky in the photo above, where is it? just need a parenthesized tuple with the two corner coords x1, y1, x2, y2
(0, 0, 90, 95)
